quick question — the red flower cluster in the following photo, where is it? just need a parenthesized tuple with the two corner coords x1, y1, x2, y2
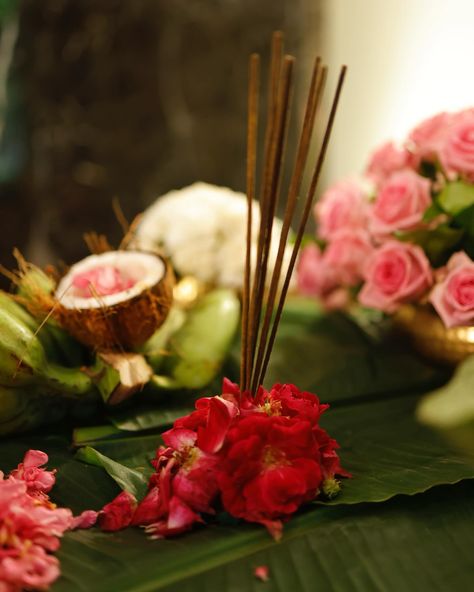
(99, 380, 347, 539)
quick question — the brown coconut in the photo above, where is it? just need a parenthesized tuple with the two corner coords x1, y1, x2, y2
(51, 251, 174, 351)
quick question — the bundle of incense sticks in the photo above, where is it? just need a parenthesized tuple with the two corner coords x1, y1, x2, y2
(240, 31, 346, 394)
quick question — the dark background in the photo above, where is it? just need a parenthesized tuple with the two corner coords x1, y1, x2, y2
(0, 0, 323, 287)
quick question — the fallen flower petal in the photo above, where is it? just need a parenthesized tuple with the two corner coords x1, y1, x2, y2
(145, 496, 203, 539)
(254, 565, 270, 582)
(71, 510, 98, 530)
(98, 491, 137, 532)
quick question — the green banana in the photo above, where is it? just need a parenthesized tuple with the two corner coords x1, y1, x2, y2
(140, 306, 187, 371)
(0, 307, 93, 394)
(0, 291, 70, 362)
(151, 289, 240, 390)
(11, 269, 87, 367)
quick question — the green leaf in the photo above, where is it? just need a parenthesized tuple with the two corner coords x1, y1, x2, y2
(2, 392, 474, 591)
(454, 203, 474, 258)
(263, 309, 446, 405)
(75, 446, 150, 499)
(438, 180, 474, 215)
(422, 200, 443, 222)
(52, 481, 474, 592)
(396, 224, 463, 266)
(321, 395, 474, 504)
(156, 482, 474, 592)
(108, 404, 193, 432)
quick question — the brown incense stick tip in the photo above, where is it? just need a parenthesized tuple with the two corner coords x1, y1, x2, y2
(240, 34, 346, 394)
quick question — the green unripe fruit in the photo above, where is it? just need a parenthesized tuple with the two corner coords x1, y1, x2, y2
(157, 289, 240, 389)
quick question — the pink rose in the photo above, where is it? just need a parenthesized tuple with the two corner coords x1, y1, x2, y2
(365, 141, 417, 185)
(370, 170, 431, 235)
(297, 245, 350, 310)
(297, 244, 337, 297)
(429, 251, 474, 327)
(315, 180, 369, 240)
(359, 241, 433, 313)
(408, 112, 452, 159)
(323, 230, 373, 286)
(440, 110, 474, 180)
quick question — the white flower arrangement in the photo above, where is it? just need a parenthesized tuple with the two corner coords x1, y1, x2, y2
(135, 182, 294, 289)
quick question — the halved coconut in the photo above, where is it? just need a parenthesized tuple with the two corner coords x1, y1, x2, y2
(54, 251, 174, 351)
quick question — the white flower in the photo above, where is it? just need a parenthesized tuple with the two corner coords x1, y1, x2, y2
(134, 182, 295, 289)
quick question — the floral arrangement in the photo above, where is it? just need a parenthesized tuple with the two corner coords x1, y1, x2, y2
(97, 380, 346, 540)
(298, 108, 474, 328)
(134, 182, 294, 289)
(0, 451, 96, 592)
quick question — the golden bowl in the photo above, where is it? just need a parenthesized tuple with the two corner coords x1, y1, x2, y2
(394, 305, 474, 366)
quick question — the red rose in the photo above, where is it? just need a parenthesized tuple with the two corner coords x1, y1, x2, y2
(254, 383, 329, 426)
(218, 414, 323, 538)
(173, 395, 238, 454)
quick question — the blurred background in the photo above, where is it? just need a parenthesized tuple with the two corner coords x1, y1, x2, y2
(0, 0, 473, 286)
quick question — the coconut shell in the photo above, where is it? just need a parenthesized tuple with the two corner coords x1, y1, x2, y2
(54, 255, 174, 351)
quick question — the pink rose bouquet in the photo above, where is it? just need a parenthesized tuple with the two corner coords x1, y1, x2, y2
(298, 107, 474, 328)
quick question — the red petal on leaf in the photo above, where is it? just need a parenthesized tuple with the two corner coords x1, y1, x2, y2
(260, 519, 283, 541)
(254, 565, 270, 582)
(98, 491, 137, 532)
(145, 496, 203, 538)
(71, 510, 98, 530)
(132, 487, 163, 525)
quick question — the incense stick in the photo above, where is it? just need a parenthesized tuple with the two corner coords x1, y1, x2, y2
(251, 59, 326, 391)
(257, 66, 347, 388)
(240, 32, 347, 394)
(248, 55, 294, 390)
(240, 53, 260, 390)
(245, 32, 284, 391)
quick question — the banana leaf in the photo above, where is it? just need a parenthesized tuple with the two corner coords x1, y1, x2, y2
(55, 481, 474, 592)
(1, 386, 474, 591)
(0, 300, 470, 591)
(104, 303, 446, 437)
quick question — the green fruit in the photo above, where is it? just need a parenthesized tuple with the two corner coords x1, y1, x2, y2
(17, 266, 55, 300)
(141, 306, 187, 371)
(0, 308, 92, 394)
(157, 289, 240, 389)
(0, 291, 84, 366)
